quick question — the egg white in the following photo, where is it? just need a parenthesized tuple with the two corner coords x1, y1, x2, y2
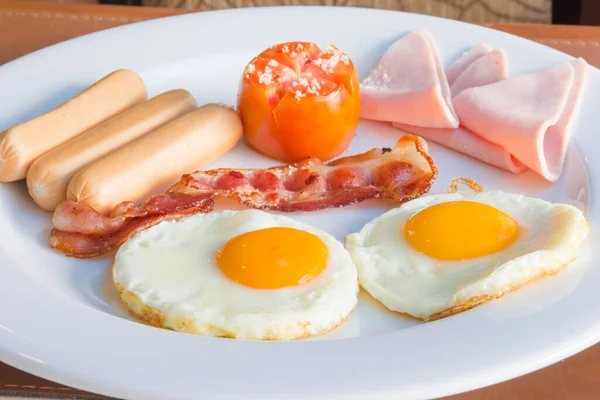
(113, 209, 359, 340)
(344, 191, 589, 321)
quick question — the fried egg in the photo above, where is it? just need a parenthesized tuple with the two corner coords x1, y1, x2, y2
(344, 191, 589, 321)
(113, 209, 359, 340)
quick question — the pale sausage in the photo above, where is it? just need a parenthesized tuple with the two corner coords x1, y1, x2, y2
(67, 104, 243, 215)
(27, 89, 197, 211)
(0, 69, 147, 182)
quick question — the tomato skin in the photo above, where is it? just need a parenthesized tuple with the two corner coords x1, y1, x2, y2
(237, 79, 284, 160)
(237, 42, 360, 163)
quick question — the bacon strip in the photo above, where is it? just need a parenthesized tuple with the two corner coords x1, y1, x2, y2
(49, 194, 214, 258)
(169, 134, 437, 211)
(49, 134, 437, 258)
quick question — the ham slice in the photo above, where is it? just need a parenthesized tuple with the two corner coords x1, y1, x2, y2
(360, 30, 459, 128)
(446, 43, 492, 85)
(449, 48, 508, 97)
(393, 123, 526, 173)
(386, 43, 513, 172)
(453, 58, 587, 182)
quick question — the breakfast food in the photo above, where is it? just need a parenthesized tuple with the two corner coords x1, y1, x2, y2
(394, 55, 587, 179)
(26, 90, 197, 211)
(66, 103, 243, 215)
(448, 47, 507, 97)
(453, 58, 587, 182)
(237, 41, 360, 162)
(48, 135, 437, 258)
(392, 125, 526, 173)
(360, 29, 458, 129)
(446, 43, 492, 84)
(3, 27, 587, 345)
(168, 134, 437, 211)
(345, 190, 589, 321)
(112, 209, 359, 340)
(50, 195, 215, 258)
(362, 38, 512, 173)
(0, 69, 147, 182)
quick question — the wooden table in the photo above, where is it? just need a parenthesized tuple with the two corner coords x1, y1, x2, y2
(1, 1, 600, 399)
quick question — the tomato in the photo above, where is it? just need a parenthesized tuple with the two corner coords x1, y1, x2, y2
(237, 42, 360, 162)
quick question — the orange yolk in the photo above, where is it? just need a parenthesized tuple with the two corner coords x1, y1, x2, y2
(404, 201, 519, 261)
(216, 227, 328, 289)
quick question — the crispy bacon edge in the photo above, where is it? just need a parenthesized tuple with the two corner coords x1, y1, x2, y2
(48, 134, 437, 258)
(48, 195, 214, 258)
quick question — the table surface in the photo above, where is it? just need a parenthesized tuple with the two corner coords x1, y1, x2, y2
(1, 1, 600, 399)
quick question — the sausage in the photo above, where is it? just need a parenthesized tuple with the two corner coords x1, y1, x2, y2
(67, 103, 243, 215)
(26, 90, 197, 211)
(0, 69, 147, 182)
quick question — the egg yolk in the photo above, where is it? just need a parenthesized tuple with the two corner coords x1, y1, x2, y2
(216, 227, 328, 289)
(404, 201, 519, 260)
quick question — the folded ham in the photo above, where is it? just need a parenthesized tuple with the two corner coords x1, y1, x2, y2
(389, 43, 513, 172)
(446, 43, 492, 85)
(393, 123, 526, 173)
(360, 32, 585, 180)
(49, 135, 437, 258)
(360, 30, 459, 129)
(453, 58, 587, 182)
(449, 48, 507, 97)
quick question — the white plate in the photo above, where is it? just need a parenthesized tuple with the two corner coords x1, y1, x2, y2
(0, 6, 598, 400)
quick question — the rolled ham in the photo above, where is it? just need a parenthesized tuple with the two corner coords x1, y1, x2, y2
(453, 58, 587, 182)
(449, 48, 508, 97)
(360, 30, 459, 129)
(392, 123, 526, 174)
